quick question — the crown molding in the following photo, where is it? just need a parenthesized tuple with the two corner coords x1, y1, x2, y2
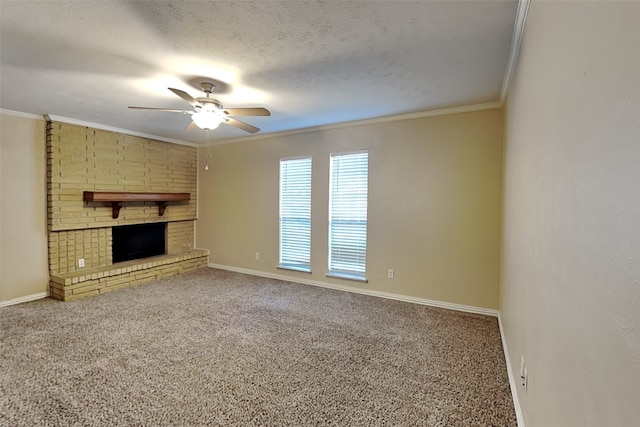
(212, 101, 503, 146)
(5, 102, 500, 148)
(500, 0, 531, 104)
(10, 99, 504, 149)
(0, 109, 46, 121)
(44, 114, 197, 147)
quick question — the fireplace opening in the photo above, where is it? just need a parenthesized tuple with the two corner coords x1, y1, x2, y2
(112, 222, 166, 263)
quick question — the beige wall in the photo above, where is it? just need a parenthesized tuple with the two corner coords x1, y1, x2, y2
(198, 109, 504, 310)
(0, 113, 49, 301)
(501, 1, 640, 426)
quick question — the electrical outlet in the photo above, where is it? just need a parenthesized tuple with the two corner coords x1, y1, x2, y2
(255, 252, 260, 260)
(78, 258, 85, 268)
(520, 356, 528, 392)
(387, 269, 394, 279)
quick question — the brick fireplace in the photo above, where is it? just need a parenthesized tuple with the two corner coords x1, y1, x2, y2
(46, 120, 208, 301)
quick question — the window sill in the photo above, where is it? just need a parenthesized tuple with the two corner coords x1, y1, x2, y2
(277, 264, 312, 274)
(325, 271, 368, 283)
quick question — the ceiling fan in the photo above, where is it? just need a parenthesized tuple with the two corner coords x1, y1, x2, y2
(128, 82, 270, 133)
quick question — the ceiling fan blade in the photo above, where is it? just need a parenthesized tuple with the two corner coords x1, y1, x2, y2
(128, 106, 190, 113)
(224, 117, 260, 133)
(168, 88, 200, 108)
(223, 107, 271, 117)
(186, 121, 199, 131)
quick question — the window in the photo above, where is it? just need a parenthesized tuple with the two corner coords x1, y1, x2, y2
(328, 151, 368, 281)
(279, 156, 312, 272)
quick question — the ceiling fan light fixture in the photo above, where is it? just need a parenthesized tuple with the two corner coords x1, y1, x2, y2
(191, 111, 224, 130)
(129, 86, 268, 134)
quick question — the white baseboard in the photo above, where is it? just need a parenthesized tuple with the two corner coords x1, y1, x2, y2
(0, 291, 49, 307)
(208, 263, 498, 317)
(498, 313, 525, 427)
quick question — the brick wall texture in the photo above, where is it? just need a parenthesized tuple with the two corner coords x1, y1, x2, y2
(47, 121, 199, 275)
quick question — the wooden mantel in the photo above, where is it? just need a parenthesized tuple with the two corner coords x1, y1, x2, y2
(83, 191, 190, 219)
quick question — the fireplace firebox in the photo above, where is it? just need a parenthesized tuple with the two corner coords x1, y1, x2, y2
(112, 222, 166, 263)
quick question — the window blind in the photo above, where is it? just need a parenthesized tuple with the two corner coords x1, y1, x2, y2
(328, 152, 368, 279)
(279, 157, 312, 272)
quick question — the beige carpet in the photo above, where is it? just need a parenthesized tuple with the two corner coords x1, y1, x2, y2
(1, 268, 516, 426)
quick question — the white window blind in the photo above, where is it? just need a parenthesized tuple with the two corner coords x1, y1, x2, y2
(279, 157, 312, 272)
(328, 152, 368, 280)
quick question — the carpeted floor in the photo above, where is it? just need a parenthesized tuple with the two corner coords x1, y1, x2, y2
(1, 268, 516, 426)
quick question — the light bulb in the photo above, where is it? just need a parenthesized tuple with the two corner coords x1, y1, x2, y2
(192, 111, 223, 130)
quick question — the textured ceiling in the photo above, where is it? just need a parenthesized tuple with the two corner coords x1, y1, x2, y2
(1, 1, 519, 145)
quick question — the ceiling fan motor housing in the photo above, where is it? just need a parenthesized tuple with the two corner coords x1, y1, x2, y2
(196, 99, 224, 112)
(200, 82, 215, 94)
